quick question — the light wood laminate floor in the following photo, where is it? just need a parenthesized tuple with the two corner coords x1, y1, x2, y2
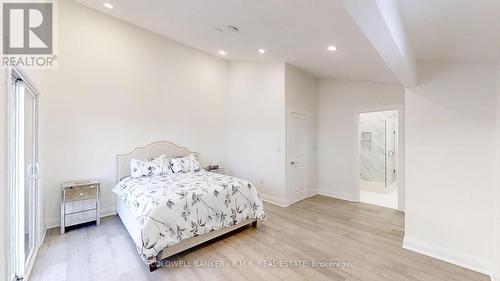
(29, 195, 489, 281)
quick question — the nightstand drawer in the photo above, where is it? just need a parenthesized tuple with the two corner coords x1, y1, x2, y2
(65, 209, 96, 227)
(65, 198, 96, 214)
(65, 186, 97, 202)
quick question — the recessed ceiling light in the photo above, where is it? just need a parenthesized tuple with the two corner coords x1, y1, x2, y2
(103, 3, 113, 9)
(219, 50, 227, 55)
(258, 49, 266, 54)
(327, 45, 337, 52)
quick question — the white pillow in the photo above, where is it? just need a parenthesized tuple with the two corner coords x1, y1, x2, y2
(170, 154, 201, 173)
(189, 154, 201, 172)
(130, 159, 159, 178)
(152, 154, 172, 175)
(130, 154, 172, 178)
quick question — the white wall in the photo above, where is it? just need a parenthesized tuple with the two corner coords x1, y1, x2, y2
(285, 64, 318, 202)
(317, 80, 403, 201)
(226, 63, 319, 206)
(25, 0, 229, 228)
(225, 62, 286, 202)
(404, 62, 496, 274)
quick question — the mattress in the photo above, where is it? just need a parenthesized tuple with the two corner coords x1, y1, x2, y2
(112, 170, 266, 264)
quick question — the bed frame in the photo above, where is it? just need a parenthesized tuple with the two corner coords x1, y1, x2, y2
(116, 141, 257, 272)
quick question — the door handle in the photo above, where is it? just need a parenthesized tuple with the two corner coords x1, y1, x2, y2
(290, 161, 296, 165)
(34, 163, 40, 178)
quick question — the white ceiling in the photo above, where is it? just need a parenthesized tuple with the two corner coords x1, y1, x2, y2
(74, 0, 399, 83)
(398, 0, 500, 61)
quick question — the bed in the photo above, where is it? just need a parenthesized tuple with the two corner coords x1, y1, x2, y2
(113, 141, 266, 271)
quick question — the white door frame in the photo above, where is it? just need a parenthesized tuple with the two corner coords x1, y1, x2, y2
(286, 108, 312, 205)
(353, 104, 405, 212)
(8, 67, 41, 281)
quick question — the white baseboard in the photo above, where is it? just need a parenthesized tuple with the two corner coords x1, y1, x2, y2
(260, 189, 359, 209)
(403, 236, 495, 279)
(45, 217, 59, 229)
(317, 188, 358, 202)
(39, 223, 47, 244)
(259, 193, 291, 208)
(100, 206, 117, 217)
(287, 191, 318, 206)
(45, 206, 117, 229)
(260, 191, 318, 208)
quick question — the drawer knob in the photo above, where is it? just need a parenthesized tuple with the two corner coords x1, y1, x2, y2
(79, 193, 84, 196)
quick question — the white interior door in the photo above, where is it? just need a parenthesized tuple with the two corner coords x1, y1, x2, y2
(287, 112, 309, 202)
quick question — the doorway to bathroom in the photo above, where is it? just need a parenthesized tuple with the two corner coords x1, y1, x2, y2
(357, 109, 399, 209)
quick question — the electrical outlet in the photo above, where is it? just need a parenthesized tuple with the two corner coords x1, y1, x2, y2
(260, 179, 264, 185)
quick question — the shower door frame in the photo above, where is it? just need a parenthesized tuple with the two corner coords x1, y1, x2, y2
(353, 104, 404, 212)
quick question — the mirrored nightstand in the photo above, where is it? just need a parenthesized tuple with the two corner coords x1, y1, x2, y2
(60, 179, 100, 234)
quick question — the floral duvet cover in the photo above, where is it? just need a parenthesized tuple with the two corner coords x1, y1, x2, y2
(112, 170, 266, 264)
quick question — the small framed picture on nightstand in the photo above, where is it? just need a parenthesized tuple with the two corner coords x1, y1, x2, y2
(207, 165, 225, 175)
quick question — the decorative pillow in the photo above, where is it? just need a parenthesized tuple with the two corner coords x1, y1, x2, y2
(152, 154, 172, 175)
(170, 154, 201, 173)
(189, 154, 201, 172)
(130, 158, 160, 178)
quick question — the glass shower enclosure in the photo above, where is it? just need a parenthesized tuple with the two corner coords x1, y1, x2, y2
(359, 110, 398, 191)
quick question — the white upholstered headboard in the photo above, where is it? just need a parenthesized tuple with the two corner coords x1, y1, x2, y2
(116, 141, 195, 182)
